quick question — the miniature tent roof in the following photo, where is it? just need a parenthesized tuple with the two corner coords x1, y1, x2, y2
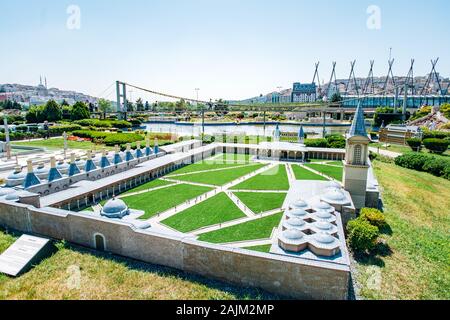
(274, 124, 281, 138)
(298, 125, 305, 138)
(349, 102, 367, 137)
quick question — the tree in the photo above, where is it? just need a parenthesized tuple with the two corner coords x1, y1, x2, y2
(70, 101, 90, 121)
(136, 98, 144, 112)
(144, 101, 150, 111)
(26, 105, 46, 123)
(330, 93, 342, 103)
(97, 98, 112, 119)
(43, 100, 62, 122)
(61, 99, 70, 107)
(175, 99, 186, 114)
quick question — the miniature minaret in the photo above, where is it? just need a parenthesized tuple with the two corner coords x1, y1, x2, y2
(154, 138, 159, 154)
(100, 149, 111, 168)
(113, 145, 122, 165)
(135, 141, 143, 158)
(23, 159, 41, 188)
(298, 125, 305, 144)
(84, 150, 97, 172)
(343, 102, 370, 209)
(48, 157, 63, 182)
(68, 153, 81, 176)
(274, 124, 281, 142)
(145, 138, 152, 156)
(125, 144, 134, 162)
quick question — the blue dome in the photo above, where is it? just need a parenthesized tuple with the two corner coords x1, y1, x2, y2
(286, 218, 306, 227)
(4, 192, 20, 202)
(314, 233, 336, 245)
(283, 229, 304, 241)
(0, 188, 17, 197)
(314, 221, 334, 231)
(287, 208, 308, 217)
(56, 161, 70, 174)
(7, 169, 26, 181)
(291, 199, 308, 209)
(314, 210, 333, 220)
(35, 163, 50, 179)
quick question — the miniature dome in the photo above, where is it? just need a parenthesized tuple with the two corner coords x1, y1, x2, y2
(283, 229, 304, 241)
(314, 221, 334, 231)
(326, 181, 342, 189)
(101, 198, 129, 219)
(314, 210, 333, 220)
(56, 161, 70, 174)
(0, 188, 17, 197)
(6, 167, 26, 187)
(287, 208, 308, 217)
(286, 217, 306, 228)
(4, 192, 20, 202)
(313, 201, 333, 211)
(313, 233, 336, 245)
(291, 199, 308, 209)
(322, 189, 346, 203)
(75, 159, 86, 169)
(35, 163, 50, 179)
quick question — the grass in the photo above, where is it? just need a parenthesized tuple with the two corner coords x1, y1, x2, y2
(198, 212, 283, 244)
(291, 165, 329, 181)
(172, 164, 266, 186)
(161, 193, 246, 233)
(122, 179, 175, 195)
(304, 163, 343, 181)
(233, 192, 286, 214)
(371, 142, 450, 157)
(13, 138, 110, 151)
(0, 230, 276, 300)
(243, 245, 272, 253)
(355, 161, 450, 300)
(120, 184, 213, 220)
(167, 161, 251, 176)
(232, 165, 289, 191)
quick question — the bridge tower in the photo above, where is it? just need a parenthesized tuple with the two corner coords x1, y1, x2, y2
(116, 81, 128, 120)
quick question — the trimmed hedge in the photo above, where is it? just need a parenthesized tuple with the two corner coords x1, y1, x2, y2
(72, 130, 110, 141)
(347, 218, 380, 253)
(304, 138, 328, 148)
(423, 138, 449, 155)
(49, 124, 82, 136)
(406, 138, 422, 152)
(103, 133, 143, 146)
(360, 208, 387, 228)
(74, 119, 132, 129)
(394, 152, 450, 180)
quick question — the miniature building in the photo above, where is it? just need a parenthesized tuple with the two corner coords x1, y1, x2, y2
(379, 124, 422, 145)
(101, 198, 130, 219)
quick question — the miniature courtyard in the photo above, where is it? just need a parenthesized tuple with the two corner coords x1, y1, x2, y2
(81, 153, 345, 254)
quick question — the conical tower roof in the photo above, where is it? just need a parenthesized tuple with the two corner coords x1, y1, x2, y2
(349, 102, 367, 137)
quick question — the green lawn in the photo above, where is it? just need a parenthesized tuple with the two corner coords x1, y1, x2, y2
(161, 193, 246, 233)
(122, 179, 175, 195)
(214, 153, 253, 162)
(172, 164, 266, 186)
(233, 192, 286, 214)
(198, 212, 283, 244)
(304, 163, 343, 181)
(355, 161, 450, 300)
(370, 142, 450, 157)
(13, 138, 109, 151)
(291, 165, 329, 181)
(243, 244, 272, 253)
(0, 230, 274, 299)
(167, 161, 251, 176)
(327, 161, 344, 167)
(232, 165, 289, 191)
(121, 184, 213, 220)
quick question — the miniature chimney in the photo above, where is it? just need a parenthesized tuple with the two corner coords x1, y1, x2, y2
(23, 159, 41, 188)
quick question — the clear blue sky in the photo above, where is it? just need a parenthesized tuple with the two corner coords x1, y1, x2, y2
(0, 0, 449, 101)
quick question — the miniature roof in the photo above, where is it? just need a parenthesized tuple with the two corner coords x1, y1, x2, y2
(102, 198, 128, 215)
(348, 102, 367, 137)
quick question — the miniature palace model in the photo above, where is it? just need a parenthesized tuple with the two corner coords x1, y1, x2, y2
(0, 105, 380, 299)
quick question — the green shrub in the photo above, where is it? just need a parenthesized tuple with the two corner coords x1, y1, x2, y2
(109, 120, 132, 129)
(422, 158, 447, 177)
(347, 218, 380, 253)
(74, 119, 112, 128)
(72, 130, 110, 141)
(49, 124, 82, 136)
(394, 153, 430, 171)
(406, 138, 422, 152)
(326, 134, 346, 148)
(422, 129, 450, 140)
(304, 138, 328, 148)
(103, 133, 143, 146)
(360, 208, 387, 228)
(423, 138, 450, 154)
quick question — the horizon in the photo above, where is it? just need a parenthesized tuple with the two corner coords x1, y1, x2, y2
(1, 0, 449, 102)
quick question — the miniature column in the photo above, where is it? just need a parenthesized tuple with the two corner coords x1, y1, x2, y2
(154, 138, 159, 154)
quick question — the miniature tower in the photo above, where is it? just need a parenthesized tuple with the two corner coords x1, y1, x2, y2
(274, 124, 281, 142)
(84, 150, 97, 172)
(343, 103, 370, 209)
(100, 149, 111, 168)
(48, 157, 63, 182)
(113, 145, 122, 165)
(154, 138, 159, 154)
(135, 141, 143, 158)
(298, 125, 305, 144)
(145, 138, 152, 156)
(23, 159, 41, 188)
(125, 144, 134, 162)
(68, 153, 81, 176)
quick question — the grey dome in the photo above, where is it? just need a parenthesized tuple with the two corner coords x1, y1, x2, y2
(101, 198, 129, 219)
(322, 189, 346, 202)
(56, 161, 70, 174)
(286, 218, 306, 228)
(283, 229, 304, 240)
(7, 169, 26, 181)
(314, 233, 336, 245)
(35, 163, 50, 179)
(4, 192, 20, 202)
(314, 221, 334, 231)
(75, 159, 86, 169)
(313, 201, 332, 211)
(314, 210, 333, 220)
(291, 199, 308, 209)
(287, 208, 308, 217)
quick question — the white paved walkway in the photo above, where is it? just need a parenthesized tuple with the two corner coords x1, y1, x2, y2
(369, 147, 402, 159)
